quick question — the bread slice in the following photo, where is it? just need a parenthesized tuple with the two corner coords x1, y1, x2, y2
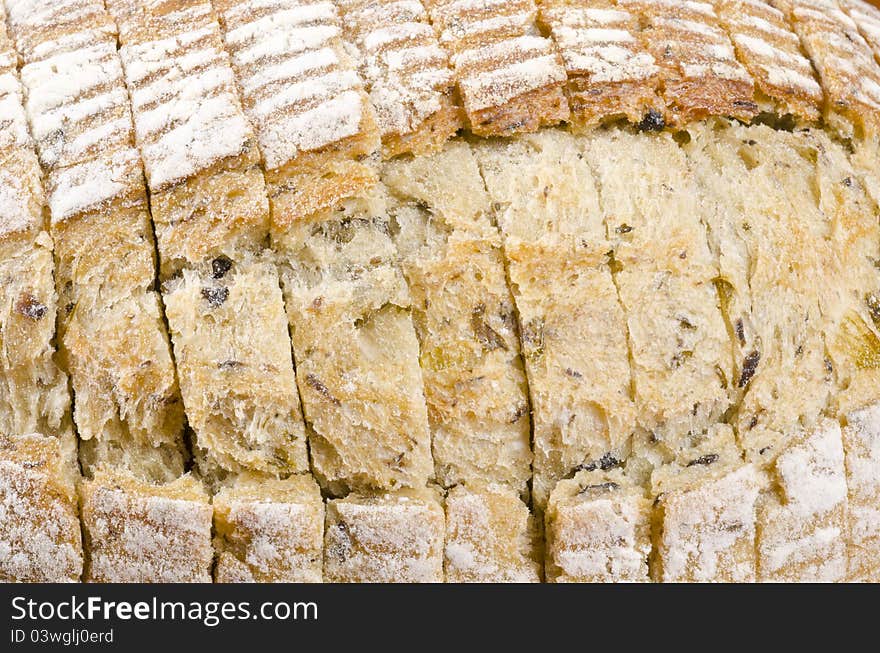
(620, 0, 758, 125)
(584, 129, 732, 455)
(0, 433, 82, 582)
(842, 403, 880, 581)
(0, 24, 71, 443)
(7, 2, 189, 478)
(108, 0, 309, 481)
(682, 121, 831, 463)
(214, 473, 324, 583)
(162, 253, 308, 480)
(276, 200, 432, 494)
(715, 0, 822, 122)
(0, 167, 70, 441)
(215, 0, 381, 225)
(756, 418, 848, 581)
(538, 0, 665, 130)
(545, 469, 651, 583)
(425, 0, 569, 136)
(444, 483, 541, 582)
(652, 460, 762, 582)
(80, 470, 213, 583)
(339, 0, 462, 157)
(770, 131, 880, 417)
(382, 142, 531, 494)
(474, 131, 635, 508)
(48, 161, 185, 476)
(324, 488, 445, 582)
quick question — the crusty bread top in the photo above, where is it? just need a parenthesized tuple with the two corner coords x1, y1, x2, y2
(109, 0, 255, 190)
(216, 0, 374, 171)
(6, 0, 880, 204)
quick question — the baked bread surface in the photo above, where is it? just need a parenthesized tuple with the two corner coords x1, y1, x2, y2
(1, 0, 880, 583)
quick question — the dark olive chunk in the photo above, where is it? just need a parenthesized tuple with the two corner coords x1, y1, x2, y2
(738, 351, 760, 387)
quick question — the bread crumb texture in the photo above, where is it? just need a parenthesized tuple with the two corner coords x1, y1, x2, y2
(1, 0, 880, 582)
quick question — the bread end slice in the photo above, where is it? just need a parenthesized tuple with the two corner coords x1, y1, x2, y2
(214, 473, 324, 583)
(445, 483, 541, 583)
(0, 433, 82, 582)
(324, 488, 445, 583)
(81, 471, 213, 583)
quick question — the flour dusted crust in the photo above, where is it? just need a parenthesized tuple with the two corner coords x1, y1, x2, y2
(444, 483, 541, 582)
(756, 419, 848, 581)
(81, 470, 213, 583)
(845, 0, 880, 67)
(426, 0, 569, 135)
(716, 0, 822, 121)
(4, 0, 880, 584)
(382, 142, 531, 493)
(340, 0, 462, 157)
(653, 461, 761, 582)
(0, 433, 82, 582)
(110, 0, 254, 191)
(842, 404, 880, 581)
(324, 488, 444, 582)
(545, 469, 650, 582)
(4, 0, 116, 63)
(782, 0, 880, 138)
(18, 42, 132, 171)
(538, 0, 663, 129)
(214, 473, 324, 583)
(621, 0, 758, 125)
(217, 0, 380, 223)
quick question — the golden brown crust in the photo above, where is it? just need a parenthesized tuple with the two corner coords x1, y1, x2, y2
(216, 0, 381, 224)
(379, 96, 463, 158)
(339, 0, 463, 156)
(426, 0, 570, 136)
(716, 0, 822, 122)
(265, 142, 378, 230)
(781, 0, 880, 138)
(621, 0, 758, 125)
(538, 0, 666, 130)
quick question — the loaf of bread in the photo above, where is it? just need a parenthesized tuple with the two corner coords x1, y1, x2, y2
(2, 0, 880, 583)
